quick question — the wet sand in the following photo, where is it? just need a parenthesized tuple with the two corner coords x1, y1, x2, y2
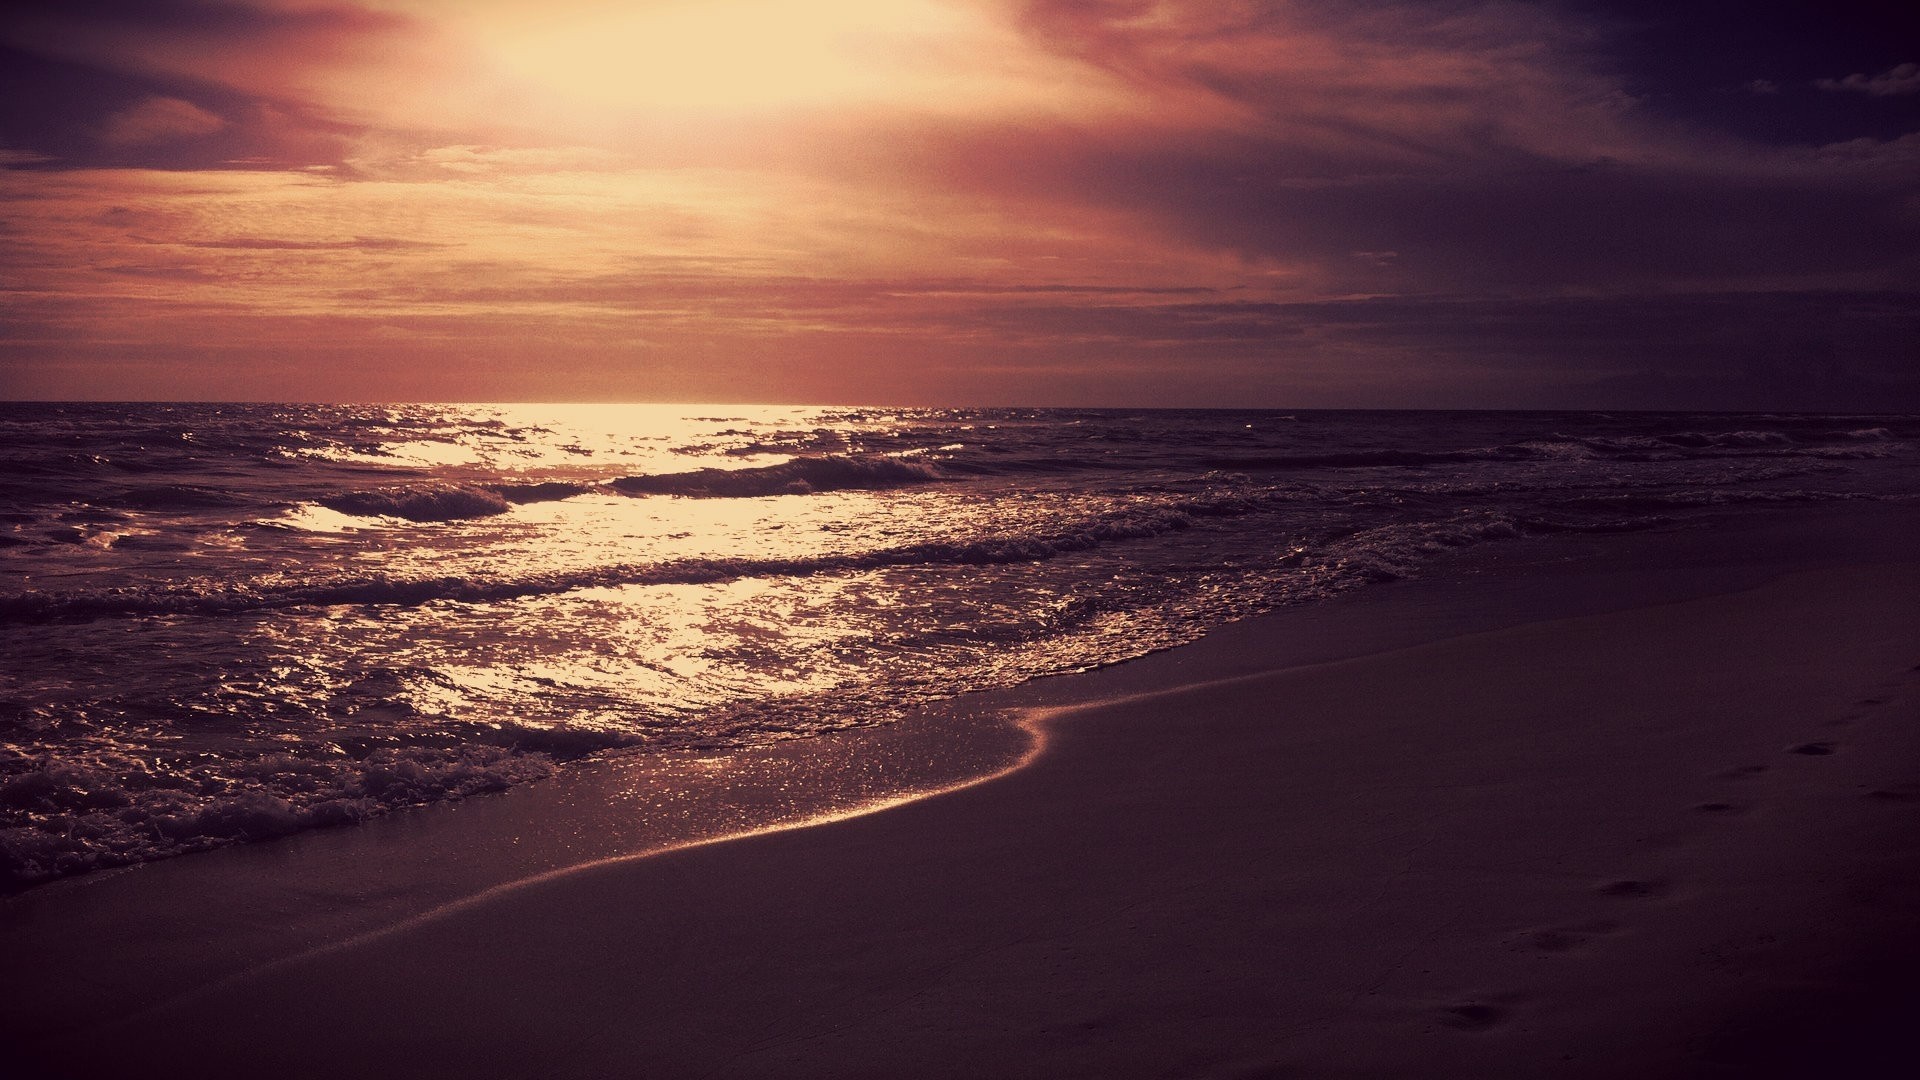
(9, 506, 1920, 1079)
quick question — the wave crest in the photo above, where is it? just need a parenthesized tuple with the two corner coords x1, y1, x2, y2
(612, 455, 942, 497)
(320, 485, 512, 522)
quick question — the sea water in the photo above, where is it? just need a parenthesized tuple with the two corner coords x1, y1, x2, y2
(2, 404, 1913, 886)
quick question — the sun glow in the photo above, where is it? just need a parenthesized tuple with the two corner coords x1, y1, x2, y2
(472, 0, 1008, 113)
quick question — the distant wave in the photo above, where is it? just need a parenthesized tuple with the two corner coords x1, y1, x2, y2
(1198, 442, 1607, 470)
(1203, 449, 1513, 470)
(611, 455, 943, 497)
(1550, 489, 1876, 513)
(1202, 427, 1899, 473)
(1649, 430, 1793, 449)
(111, 484, 253, 511)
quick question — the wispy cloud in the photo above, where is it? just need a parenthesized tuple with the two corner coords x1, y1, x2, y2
(1817, 62, 1920, 97)
(100, 95, 226, 145)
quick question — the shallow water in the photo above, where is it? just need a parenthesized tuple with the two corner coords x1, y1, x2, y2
(2, 403, 1914, 886)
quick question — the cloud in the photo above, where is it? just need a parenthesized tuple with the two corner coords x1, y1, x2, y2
(2, 0, 1918, 406)
(100, 95, 226, 145)
(873, 2, 1920, 299)
(0, 0, 444, 156)
(1817, 62, 1920, 96)
(0, 146, 56, 165)
(184, 236, 445, 251)
(0, 37, 367, 171)
(1014, 0, 1646, 162)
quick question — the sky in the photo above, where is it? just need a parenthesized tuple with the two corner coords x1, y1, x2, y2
(1, 0, 1916, 408)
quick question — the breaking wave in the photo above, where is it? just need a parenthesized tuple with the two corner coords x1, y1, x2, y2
(611, 455, 943, 497)
(492, 480, 594, 504)
(310, 457, 941, 522)
(0, 745, 558, 888)
(321, 484, 512, 522)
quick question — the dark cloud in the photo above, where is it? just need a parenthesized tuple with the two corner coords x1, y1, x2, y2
(0, 42, 360, 170)
(917, 125, 1918, 302)
(887, 289, 1920, 409)
(0, 0, 408, 61)
(1558, 1, 1920, 144)
(0, 1, 405, 170)
(936, 2, 1920, 301)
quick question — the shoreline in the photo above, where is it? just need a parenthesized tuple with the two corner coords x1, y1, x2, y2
(7, 502, 1920, 1077)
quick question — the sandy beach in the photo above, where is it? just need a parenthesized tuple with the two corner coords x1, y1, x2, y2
(8, 505, 1920, 1079)
(8, 0, 1917, 1072)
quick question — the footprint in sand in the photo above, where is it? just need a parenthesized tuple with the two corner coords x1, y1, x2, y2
(1865, 783, 1920, 803)
(1597, 878, 1673, 899)
(1437, 1002, 1508, 1031)
(1512, 920, 1622, 954)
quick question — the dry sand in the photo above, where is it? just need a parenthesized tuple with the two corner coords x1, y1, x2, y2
(8, 507, 1920, 1079)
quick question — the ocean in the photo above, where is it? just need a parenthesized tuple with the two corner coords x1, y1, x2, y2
(2, 403, 1914, 888)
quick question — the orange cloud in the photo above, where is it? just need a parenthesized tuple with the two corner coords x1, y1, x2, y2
(100, 95, 227, 145)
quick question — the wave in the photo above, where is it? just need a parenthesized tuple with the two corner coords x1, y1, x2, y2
(1648, 430, 1794, 449)
(1208, 449, 1479, 470)
(1311, 511, 1671, 583)
(1202, 427, 1893, 473)
(0, 489, 1671, 626)
(315, 456, 942, 521)
(1550, 489, 1876, 513)
(113, 484, 253, 511)
(1797, 444, 1903, 459)
(1201, 445, 1563, 470)
(0, 745, 558, 889)
(610, 455, 943, 497)
(0, 502, 1682, 888)
(1, 497, 1247, 624)
(320, 484, 512, 522)
(491, 480, 595, 505)
(309, 480, 595, 522)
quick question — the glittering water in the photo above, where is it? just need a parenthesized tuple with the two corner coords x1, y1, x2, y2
(2, 403, 1914, 885)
